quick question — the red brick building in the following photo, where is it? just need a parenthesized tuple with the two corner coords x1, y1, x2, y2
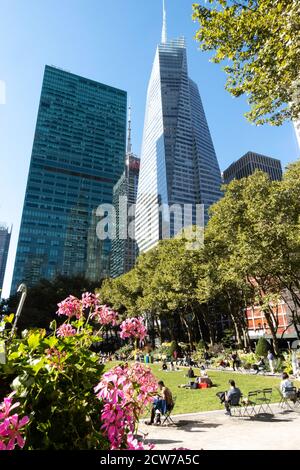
(246, 294, 299, 344)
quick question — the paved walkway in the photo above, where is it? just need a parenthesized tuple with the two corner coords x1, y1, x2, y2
(139, 406, 300, 450)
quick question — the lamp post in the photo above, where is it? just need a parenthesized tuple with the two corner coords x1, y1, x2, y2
(10, 283, 27, 340)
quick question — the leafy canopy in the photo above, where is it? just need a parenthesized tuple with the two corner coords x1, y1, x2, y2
(192, 0, 300, 125)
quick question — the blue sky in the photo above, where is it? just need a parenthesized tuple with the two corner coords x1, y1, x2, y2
(0, 0, 299, 298)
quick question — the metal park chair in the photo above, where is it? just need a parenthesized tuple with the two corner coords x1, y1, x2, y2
(279, 387, 297, 411)
(162, 397, 176, 426)
(228, 392, 243, 417)
(242, 390, 258, 417)
(256, 388, 273, 415)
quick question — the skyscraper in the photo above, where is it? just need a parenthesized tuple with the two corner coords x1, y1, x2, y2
(110, 107, 140, 278)
(11, 65, 127, 293)
(0, 224, 11, 297)
(223, 151, 283, 184)
(136, 1, 222, 253)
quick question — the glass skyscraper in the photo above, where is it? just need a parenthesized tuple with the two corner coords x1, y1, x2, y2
(110, 155, 140, 278)
(136, 5, 222, 253)
(223, 151, 283, 184)
(0, 224, 11, 297)
(11, 65, 127, 293)
(110, 107, 140, 278)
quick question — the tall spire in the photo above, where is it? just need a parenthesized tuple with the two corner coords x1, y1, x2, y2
(127, 103, 132, 154)
(162, 0, 167, 43)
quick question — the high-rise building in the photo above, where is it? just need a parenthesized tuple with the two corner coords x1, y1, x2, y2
(223, 151, 283, 184)
(110, 108, 140, 278)
(11, 65, 127, 293)
(0, 224, 11, 297)
(136, 2, 222, 253)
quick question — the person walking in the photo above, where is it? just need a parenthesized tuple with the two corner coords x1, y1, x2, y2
(291, 349, 299, 378)
(267, 350, 275, 374)
(231, 351, 240, 371)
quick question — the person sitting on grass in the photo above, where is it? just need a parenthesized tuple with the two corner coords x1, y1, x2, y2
(253, 357, 266, 374)
(186, 367, 195, 378)
(217, 380, 242, 416)
(146, 381, 174, 425)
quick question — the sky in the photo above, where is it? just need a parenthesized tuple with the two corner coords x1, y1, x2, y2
(0, 0, 299, 298)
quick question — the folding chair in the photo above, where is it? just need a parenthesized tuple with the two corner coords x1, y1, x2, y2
(228, 392, 243, 417)
(162, 397, 176, 425)
(279, 387, 297, 411)
(256, 388, 273, 415)
(242, 390, 257, 417)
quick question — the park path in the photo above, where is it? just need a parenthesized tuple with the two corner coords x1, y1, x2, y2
(139, 406, 300, 450)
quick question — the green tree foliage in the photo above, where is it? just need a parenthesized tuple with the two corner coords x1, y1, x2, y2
(0, 276, 100, 331)
(255, 336, 270, 357)
(99, 162, 300, 352)
(192, 0, 300, 125)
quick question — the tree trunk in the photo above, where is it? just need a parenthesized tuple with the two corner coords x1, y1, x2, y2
(180, 314, 193, 350)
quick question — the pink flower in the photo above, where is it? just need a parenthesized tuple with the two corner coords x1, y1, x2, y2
(127, 433, 145, 450)
(81, 292, 100, 310)
(119, 317, 147, 341)
(0, 393, 19, 420)
(4, 415, 29, 450)
(95, 363, 157, 450)
(56, 295, 82, 319)
(91, 305, 118, 326)
(56, 323, 77, 338)
(0, 395, 29, 451)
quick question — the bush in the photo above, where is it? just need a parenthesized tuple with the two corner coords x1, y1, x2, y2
(255, 337, 270, 358)
(115, 344, 134, 358)
(196, 340, 206, 351)
(208, 343, 224, 356)
(169, 340, 178, 356)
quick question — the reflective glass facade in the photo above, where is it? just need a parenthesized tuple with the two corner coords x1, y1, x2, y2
(11, 66, 126, 293)
(223, 151, 283, 184)
(136, 38, 222, 253)
(110, 155, 140, 278)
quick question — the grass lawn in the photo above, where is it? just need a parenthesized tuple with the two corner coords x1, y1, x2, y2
(104, 362, 300, 415)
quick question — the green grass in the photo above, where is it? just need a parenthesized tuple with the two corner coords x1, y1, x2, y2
(104, 362, 300, 415)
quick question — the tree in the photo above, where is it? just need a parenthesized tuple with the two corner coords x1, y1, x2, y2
(192, 0, 300, 125)
(1, 275, 100, 331)
(205, 166, 300, 354)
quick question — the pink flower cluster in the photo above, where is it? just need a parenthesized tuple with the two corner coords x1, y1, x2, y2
(91, 305, 118, 326)
(119, 317, 147, 341)
(0, 393, 29, 451)
(95, 363, 157, 450)
(81, 292, 100, 310)
(56, 293, 118, 327)
(56, 295, 82, 319)
(56, 323, 77, 338)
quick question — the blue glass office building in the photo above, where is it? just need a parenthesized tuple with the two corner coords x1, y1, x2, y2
(136, 11, 222, 253)
(11, 66, 126, 292)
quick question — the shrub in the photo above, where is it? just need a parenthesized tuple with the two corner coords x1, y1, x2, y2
(115, 344, 134, 358)
(169, 340, 178, 356)
(255, 337, 270, 358)
(196, 340, 206, 351)
(208, 343, 224, 356)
